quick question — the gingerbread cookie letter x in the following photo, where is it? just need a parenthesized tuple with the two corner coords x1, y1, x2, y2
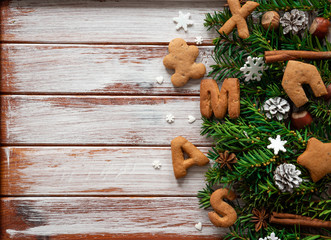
(171, 136, 209, 179)
(220, 0, 259, 39)
(282, 61, 327, 107)
(163, 38, 206, 87)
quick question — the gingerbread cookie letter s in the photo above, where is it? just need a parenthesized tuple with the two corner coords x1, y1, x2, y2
(282, 61, 327, 107)
(171, 136, 209, 179)
(200, 78, 240, 119)
(220, 0, 259, 39)
(297, 138, 331, 182)
(208, 188, 237, 227)
(163, 38, 206, 87)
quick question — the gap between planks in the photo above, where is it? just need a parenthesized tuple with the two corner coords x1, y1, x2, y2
(0, 144, 211, 147)
(0, 41, 215, 46)
(0, 93, 201, 96)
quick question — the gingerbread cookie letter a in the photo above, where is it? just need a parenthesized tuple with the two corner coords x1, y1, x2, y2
(208, 188, 237, 227)
(200, 78, 240, 119)
(171, 136, 209, 179)
(163, 38, 206, 87)
(282, 61, 327, 107)
(220, 0, 259, 39)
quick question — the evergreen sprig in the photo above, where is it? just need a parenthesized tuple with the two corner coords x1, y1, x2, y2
(199, 0, 331, 239)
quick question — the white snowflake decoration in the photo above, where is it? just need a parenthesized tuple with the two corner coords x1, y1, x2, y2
(259, 232, 281, 240)
(152, 160, 162, 169)
(166, 114, 175, 123)
(240, 56, 267, 82)
(267, 135, 287, 155)
(195, 36, 203, 45)
(274, 163, 302, 193)
(173, 11, 194, 32)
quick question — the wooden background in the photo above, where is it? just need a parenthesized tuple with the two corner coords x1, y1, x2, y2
(0, 0, 228, 239)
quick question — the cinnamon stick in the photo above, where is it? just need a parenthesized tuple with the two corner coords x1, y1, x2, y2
(270, 212, 331, 229)
(264, 50, 331, 63)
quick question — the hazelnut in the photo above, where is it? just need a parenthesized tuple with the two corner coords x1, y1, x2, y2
(291, 111, 313, 130)
(261, 11, 280, 30)
(309, 17, 330, 39)
(323, 84, 331, 101)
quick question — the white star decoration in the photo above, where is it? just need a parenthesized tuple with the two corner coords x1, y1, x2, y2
(152, 160, 162, 169)
(267, 135, 287, 155)
(173, 11, 194, 32)
(259, 232, 280, 240)
(195, 36, 203, 45)
(166, 114, 175, 123)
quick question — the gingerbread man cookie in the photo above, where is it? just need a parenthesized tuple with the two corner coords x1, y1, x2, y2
(163, 38, 206, 87)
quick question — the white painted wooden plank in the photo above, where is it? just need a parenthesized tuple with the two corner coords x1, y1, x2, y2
(1, 44, 213, 94)
(1, 96, 212, 145)
(1, 0, 224, 43)
(1, 147, 212, 196)
(2, 197, 228, 239)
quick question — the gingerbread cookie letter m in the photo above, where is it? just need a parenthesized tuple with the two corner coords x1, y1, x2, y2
(220, 0, 259, 39)
(200, 78, 240, 119)
(282, 61, 327, 107)
(163, 38, 206, 87)
(171, 136, 209, 179)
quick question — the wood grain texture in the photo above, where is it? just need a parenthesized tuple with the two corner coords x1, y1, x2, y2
(1, 197, 226, 239)
(1, 147, 212, 196)
(0, 1, 223, 239)
(0, 44, 213, 95)
(1, 0, 224, 44)
(1, 95, 212, 145)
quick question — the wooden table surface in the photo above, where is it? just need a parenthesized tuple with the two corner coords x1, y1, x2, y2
(0, 0, 229, 239)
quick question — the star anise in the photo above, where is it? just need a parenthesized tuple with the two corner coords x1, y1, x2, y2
(251, 208, 269, 232)
(215, 151, 237, 170)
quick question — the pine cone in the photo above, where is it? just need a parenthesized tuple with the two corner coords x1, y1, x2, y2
(274, 163, 302, 193)
(263, 97, 290, 121)
(280, 9, 308, 35)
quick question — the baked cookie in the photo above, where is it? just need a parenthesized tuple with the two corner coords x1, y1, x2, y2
(171, 136, 209, 179)
(200, 78, 240, 119)
(297, 138, 331, 182)
(163, 38, 206, 87)
(208, 188, 237, 227)
(219, 0, 259, 39)
(282, 61, 327, 107)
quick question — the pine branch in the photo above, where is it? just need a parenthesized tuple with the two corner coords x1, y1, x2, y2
(204, 8, 232, 31)
(199, 1, 331, 239)
(255, 0, 331, 19)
